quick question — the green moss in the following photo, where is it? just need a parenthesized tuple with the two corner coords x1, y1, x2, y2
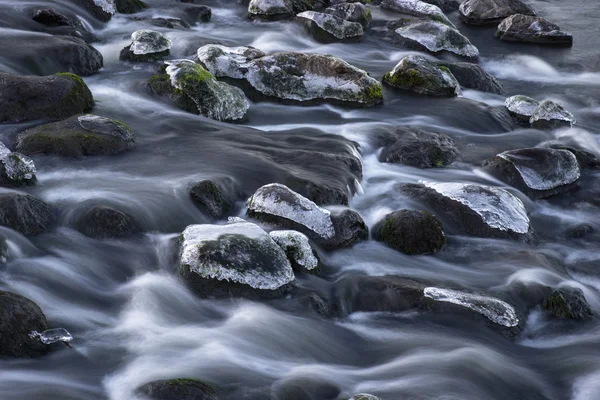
(363, 83, 383, 104)
(438, 66, 451, 74)
(113, 119, 131, 131)
(383, 68, 428, 89)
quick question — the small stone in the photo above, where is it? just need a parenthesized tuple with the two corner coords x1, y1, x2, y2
(120, 30, 171, 62)
(76, 206, 139, 239)
(248, 0, 294, 20)
(381, 0, 453, 26)
(459, 0, 536, 26)
(435, 61, 503, 94)
(270, 230, 319, 273)
(0, 142, 37, 187)
(189, 179, 238, 219)
(529, 100, 576, 129)
(542, 287, 594, 320)
(324, 3, 372, 28)
(296, 11, 364, 42)
(373, 209, 445, 255)
(505, 95, 539, 123)
(32, 9, 71, 26)
(137, 379, 217, 400)
(383, 55, 461, 97)
(495, 14, 573, 46)
(378, 127, 458, 168)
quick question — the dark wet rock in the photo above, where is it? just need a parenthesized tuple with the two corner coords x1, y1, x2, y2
(76, 206, 139, 239)
(184, 5, 212, 23)
(0, 291, 50, 358)
(71, 0, 116, 22)
(115, 0, 148, 14)
(542, 144, 600, 169)
(120, 30, 172, 62)
(145, 17, 191, 29)
(542, 287, 594, 320)
(459, 0, 536, 26)
(0, 193, 55, 236)
(148, 60, 249, 122)
(483, 148, 580, 199)
(565, 224, 594, 240)
(495, 14, 573, 46)
(373, 210, 445, 255)
(387, 19, 479, 58)
(383, 55, 461, 97)
(401, 182, 531, 240)
(178, 221, 294, 298)
(0, 142, 37, 187)
(189, 178, 239, 219)
(137, 379, 218, 400)
(325, 2, 372, 28)
(378, 127, 458, 168)
(296, 11, 364, 42)
(530, 100, 576, 129)
(197, 45, 266, 79)
(421, 0, 459, 12)
(435, 61, 504, 94)
(31, 9, 97, 42)
(269, 230, 320, 273)
(304, 293, 335, 317)
(32, 9, 71, 26)
(15, 115, 135, 158)
(504, 95, 539, 123)
(320, 209, 369, 250)
(381, 0, 453, 26)
(272, 376, 340, 400)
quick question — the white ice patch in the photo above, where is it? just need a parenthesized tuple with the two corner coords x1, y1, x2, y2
(529, 99, 576, 127)
(0, 141, 36, 181)
(394, 21, 479, 58)
(381, 0, 453, 27)
(424, 287, 519, 327)
(269, 230, 319, 271)
(197, 44, 263, 79)
(29, 328, 73, 344)
(93, 0, 116, 15)
(130, 30, 171, 55)
(296, 11, 363, 40)
(505, 95, 540, 118)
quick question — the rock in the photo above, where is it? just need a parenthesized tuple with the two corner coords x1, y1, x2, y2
(495, 14, 573, 46)
(504, 95, 539, 123)
(115, 0, 148, 14)
(565, 224, 594, 240)
(529, 100, 576, 130)
(373, 209, 446, 255)
(304, 293, 335, 317)
(382, 55, 461, 97)
(120, 30, 172, 62)
(0, 291, 50, 358)
(296, 11, 364, 42)
(542, 287, 594, 320)
(15, 115, 135, 158)
(324, 3, 372, 28)
(145, 17, 191, 29)
(0, 73, 94, 124)
(321, 209, 369, 250)
(420, 0, 459, 12)
(272, 376, 340, 400)
(380, 0, 453, 26)
(197, 45, 265, 79)
(378, 127, 458, 167)
(137, 379, 217, 400)
(32, 9, 97, 42)
(244, 52, 383, 106)
(72, 0, 116, 22)
(178, 221, 294, 298)
(0, 142, 37, 187)
(184, 5, 212, 23)
(270, 230, 319, 273)
(388, 18, 479, 58)
(483, 148, 580, 199)
(0, 193, 55, 236)
(435, 61, 503, 94)
(401, 182, 531, 240)
(542, 144, 600, 169)
(189, 179, 238, 219)
(248, 0, 294, 20)
(148, 60, 249, 122)
(32, 9, 71, 26)
(76, 206, 139, 239)
(349, 395, 381, 400)
(459, 0, 536, 26)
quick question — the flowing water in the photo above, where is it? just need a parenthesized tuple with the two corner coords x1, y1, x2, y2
(0, 0, 599, 399)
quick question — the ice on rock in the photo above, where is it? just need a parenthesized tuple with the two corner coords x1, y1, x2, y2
(424, 287, 519, 327)
(29, 328, 73, 344)
(130, 30, 171, 55)
(93, 0, 116, 14)
(505, 95, 539, 120)
(270, 230, 319, 271)
(381, 0, 454, 27)
(296, 11, 364, 40)
(197, 44, 265, 79)
(422, 181, 530, 234)
(393, 20, 479, 58)
(529, 99, 576, 128)
(0, 141, 36, 182)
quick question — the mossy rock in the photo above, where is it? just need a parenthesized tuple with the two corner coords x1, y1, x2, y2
(542, 287, 594, 320)
(383, 55, 460, 97)
(136, 378, 218, 400)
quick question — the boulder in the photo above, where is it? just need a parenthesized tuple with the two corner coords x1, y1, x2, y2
(269, 230, 319, 273)
(504, 95, 539, 123)
(420, 0, 459, 12)
(76, 206, 139, 239)
(495, 14, 572, 46)
(0, 72, 94, 124)
(248, 0, 294, 20)
(137, 379, 217, 400)
(183, 5, 212, 23)
(144, 17, 191, 29)
(380, 0, 453, 26)
(529, 100, 575, 129)
(0, 193, 55, 236)
(401, 182, 531, 240)
(0, 291, 50, 358)
(120, 30, 172, 62)
(0, 143, 37, 187)
(324, 3, 372, 28)
(459, 0, 536, 26)
(321, 209, 368, 250)
(15, 114, 135, 158)
(373, 209, 446, 255)
(435, 61, 504, 94)
(296, 11, 364, 42)
(115, 0, 148, 14)
(197, 45, 265, 79)
(32, 9, 97, 42)
(378, 127, 458, 168)
(382, 55, 461, 97)
(542, 287, 594, 320)
(388, 18, 479, 58)
(178, 221, 295, 297)
(483, 148, 580, 199)
(147, 60, 249, 122)
(189, 178, 239, 219)
(71, 0, 116, 22)
(32, 9, 71, 26)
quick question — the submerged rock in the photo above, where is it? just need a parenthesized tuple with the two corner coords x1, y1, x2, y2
(76, 206, 139, 239)
(0, 142, 37, 187)
(381, 0, 453, 26)
(120, 30, 172, 62)
(270, 230, 319, 273)
(378, 127, 458, 168)
(483, 148, 580, 199)
(16, 114, 135, 158)
(197, 44, 265, 79)
(495, 14, 573, 46)
(0, 72, 94, 124)
(435, 61, 503, 94)
(147, 60, 249, 122)
(383, 55, 461, 97)
(373, 210, 446, 255)
(189, 178, 239, 219)
(178, 221, 294, 297)
(33, 8, 71, 26)
(325, 2, 372, 28)
(248, 0, 294, 20)
(504, 95, 539, 123)
(459, 0, 536, 26)
(0, 193, 55, 236)
(530, 100, 576, 129)
(0, 291, 50, 358)
(137, 379, 218, 400)
(296, 11, 364, 42)
(542, 287, 594, 320)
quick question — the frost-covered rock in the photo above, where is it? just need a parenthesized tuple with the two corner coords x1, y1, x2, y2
(270, 230, 319, 273)
(504, 95, 539, 123)
(530, 100, 575, 129)
(383, 55, 461, 97)
(421, 0, 459, 12)
(248, 0, 294, 19)
(178, 221, 294, 297)
(381, 0, 453, 26)
(495, 14, 573, 46)
(325, 2, 372, 28)
(423, 287, 519, 327)
(296, 11, 364, 42)
(148, 60, 249, 122)
(388, 18, 479, 58)
(349, 395, 381, 400)
(459, 0, 536, 26)
(120, 30, 171, 62)
(373, 209, 445, 255)
(29, 328, 73, 345)
(483, 148, 580, 199)
(197, 44, 265, 79)
(244, 52, 383, 106)
(401, 182, 531, 239)
(435, 61, 503, 94)
(0, 142, 36, 187)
